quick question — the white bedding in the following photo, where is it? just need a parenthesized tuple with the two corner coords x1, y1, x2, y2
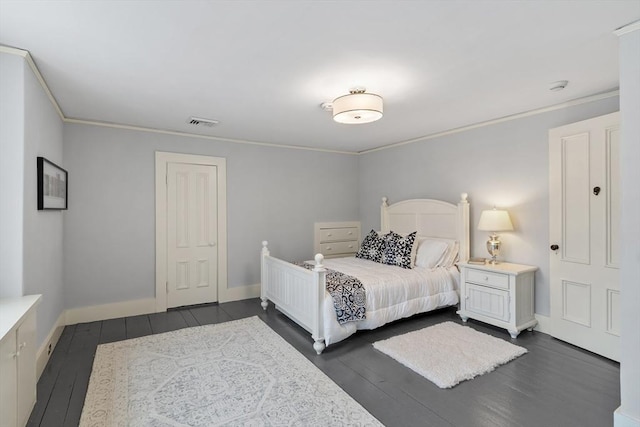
(319, 257, 460, 346)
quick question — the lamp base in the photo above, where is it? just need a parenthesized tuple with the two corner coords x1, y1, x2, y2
(486, 234, 501, 264)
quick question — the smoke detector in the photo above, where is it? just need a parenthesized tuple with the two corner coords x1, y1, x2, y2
(549, 80, 569, 92)
(186, 116, 219, 127)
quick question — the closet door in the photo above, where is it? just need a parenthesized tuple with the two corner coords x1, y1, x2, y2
(549, 112, 620, 361)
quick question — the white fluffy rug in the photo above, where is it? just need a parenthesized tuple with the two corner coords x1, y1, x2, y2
(80, 316, 382, 426)
(373, 321, 527, 389)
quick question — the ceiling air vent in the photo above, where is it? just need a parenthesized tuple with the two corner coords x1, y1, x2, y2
(186, 116, 219, 127)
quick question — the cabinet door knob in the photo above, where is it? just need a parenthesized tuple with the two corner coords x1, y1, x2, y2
(326, 247, 332, 251)
(550, 244, 559, 251)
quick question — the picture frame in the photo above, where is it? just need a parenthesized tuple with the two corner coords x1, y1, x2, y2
(37, 157, 68, 210)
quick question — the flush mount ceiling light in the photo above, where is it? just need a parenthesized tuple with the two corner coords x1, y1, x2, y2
(329, 88, 383, 124)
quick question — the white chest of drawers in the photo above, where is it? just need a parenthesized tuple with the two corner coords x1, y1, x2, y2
(314, 221, 361, 259)
(0, 294, 41, 427)
(457, 262, 537, 338)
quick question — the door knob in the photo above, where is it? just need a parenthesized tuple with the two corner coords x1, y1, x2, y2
(593, 186, 601, 196)
(550, 244, 559, 251)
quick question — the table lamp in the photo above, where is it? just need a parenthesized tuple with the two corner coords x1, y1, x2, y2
(477, 208, 513, 264)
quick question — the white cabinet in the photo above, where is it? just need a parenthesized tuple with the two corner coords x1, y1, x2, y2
(457, 263, 536, 338)
(0, 295, 41, 427)
(314, 222, 361, 259)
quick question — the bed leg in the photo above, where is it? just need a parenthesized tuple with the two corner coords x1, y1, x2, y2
(260, 297, 268, 310)
(313, 339, 325, 355)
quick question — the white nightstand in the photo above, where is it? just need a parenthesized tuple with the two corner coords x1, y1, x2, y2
(457, 261, 537, 338)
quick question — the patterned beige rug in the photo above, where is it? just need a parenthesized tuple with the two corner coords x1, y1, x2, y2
(80, 316, 381, 426)
(373, 321, 527, 388)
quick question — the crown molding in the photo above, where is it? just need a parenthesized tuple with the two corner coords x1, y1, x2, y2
(359, 90, 620, 154)
(614, 20, 640, 36)
(64, 117, 358, 155)
(0, 45, 65, 120)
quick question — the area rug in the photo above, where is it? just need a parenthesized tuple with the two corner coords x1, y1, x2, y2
(373, 321, 527, 389)
(80, 316, 382, 426)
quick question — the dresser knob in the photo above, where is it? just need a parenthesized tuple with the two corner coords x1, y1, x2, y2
(348, 245, 353, 248)
(326, 247, 332, 251)
(327, 233, 332, 236)
(484, 276, 489, 281)
(348, 231, 353, 235)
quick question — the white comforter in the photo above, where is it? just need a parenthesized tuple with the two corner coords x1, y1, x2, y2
(319, 257, 460, 346)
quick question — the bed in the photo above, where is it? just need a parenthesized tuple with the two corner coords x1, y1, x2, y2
(260, 193, 470, 354)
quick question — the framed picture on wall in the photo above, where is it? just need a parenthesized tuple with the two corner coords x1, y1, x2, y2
(37, 157, 68, 210)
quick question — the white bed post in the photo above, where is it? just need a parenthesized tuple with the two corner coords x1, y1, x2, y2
(381, 197, 389, 233)
(312, 253, 326, 355)
(260, 241, 270, 310)
(457, 193, 470, 263)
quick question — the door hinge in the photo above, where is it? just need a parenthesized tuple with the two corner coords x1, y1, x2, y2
(166, 281, 169, 292)
(166, 174, 168, 186)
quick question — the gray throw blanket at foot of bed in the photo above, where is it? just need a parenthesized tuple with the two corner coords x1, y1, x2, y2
(296, 262, 366, 324)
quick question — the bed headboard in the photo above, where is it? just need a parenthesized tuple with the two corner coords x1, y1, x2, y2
(380, 193, 470, 263)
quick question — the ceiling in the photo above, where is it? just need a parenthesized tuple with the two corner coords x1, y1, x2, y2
(1, 1, 638, 153)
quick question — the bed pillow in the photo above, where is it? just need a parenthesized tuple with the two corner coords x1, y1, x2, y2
(381, 231, 417, 269)
(436, 240, 460, 268)
(415, 238, 450, 269)
(355, 229, 384, 263)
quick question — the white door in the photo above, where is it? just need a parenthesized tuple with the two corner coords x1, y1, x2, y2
(549, 112, 620, 361)
(167, 162, 218, 308)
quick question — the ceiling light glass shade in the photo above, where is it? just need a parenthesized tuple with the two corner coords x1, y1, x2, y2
(332, 92, 383, 124)
(477, 209, 514, 232)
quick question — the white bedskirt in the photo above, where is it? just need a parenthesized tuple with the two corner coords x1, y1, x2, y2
(318, 257, 460, 346)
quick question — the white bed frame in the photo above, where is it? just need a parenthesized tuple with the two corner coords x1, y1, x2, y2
(260, 193, 470, 354)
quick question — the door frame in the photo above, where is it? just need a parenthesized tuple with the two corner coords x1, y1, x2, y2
(155, 151, 227, 312)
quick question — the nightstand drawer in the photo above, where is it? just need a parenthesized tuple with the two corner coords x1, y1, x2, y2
(320, 241, 358, 255)
(319, 227, 359, 243)
(466, 268, 509, 289)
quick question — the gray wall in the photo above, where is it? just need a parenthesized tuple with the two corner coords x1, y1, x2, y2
(63, 124, 359, 309)
(22, 58, 65, 346)
(358, 96, 619, 316)
(617, 26, 640, 425)
(0, 53, 25, 297)
(0, 52, 65, 347)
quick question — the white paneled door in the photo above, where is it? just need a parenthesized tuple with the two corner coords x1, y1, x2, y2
(167, 162, 218, 308)
(549, 112, 620, 361)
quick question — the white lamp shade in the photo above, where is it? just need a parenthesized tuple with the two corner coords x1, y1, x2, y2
(332, 92, 383, 124)
(477, 209, 513, 232)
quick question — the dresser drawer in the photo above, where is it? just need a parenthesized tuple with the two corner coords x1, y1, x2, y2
(466, 268, 509, 289)
(320, 241, 358, 255)
(319, 227, 359, 243)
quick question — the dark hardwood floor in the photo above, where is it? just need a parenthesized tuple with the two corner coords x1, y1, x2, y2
(29, 299, 620, 427)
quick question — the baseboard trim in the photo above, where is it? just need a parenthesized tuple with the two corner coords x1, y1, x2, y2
(615, 407, 640, 427)
(36, 311, 65, 379)
(64, 285, 261, 325)
(65, 297, 156, 325)
(219, 283, 260, 303)
(534, 313, 552, 335)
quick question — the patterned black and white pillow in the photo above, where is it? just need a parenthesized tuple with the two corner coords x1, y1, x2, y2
(355, 229, 384, 263)
(381, 231, 417, 269)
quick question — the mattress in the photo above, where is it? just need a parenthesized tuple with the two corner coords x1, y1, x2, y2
(319, 257, 460, 346)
